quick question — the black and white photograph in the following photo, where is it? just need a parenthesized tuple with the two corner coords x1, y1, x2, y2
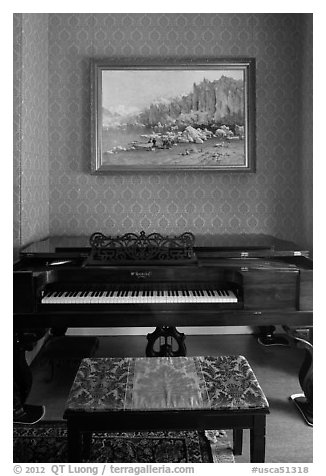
(11, 8, 314, 471)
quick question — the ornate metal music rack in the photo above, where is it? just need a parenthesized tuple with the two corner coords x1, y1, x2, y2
(86, 231, 196, 266)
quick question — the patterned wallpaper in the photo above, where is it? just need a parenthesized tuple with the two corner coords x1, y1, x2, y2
(13, 13, 49, 251)
(47, 13, 313, 249)
(13, 13, 22, 251)
(300, 15, 313, 254)
(14, 14, 313, 252)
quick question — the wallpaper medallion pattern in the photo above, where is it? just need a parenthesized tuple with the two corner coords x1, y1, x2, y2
(14, 14, 313, 252)
(13, 13, 49, 251)
(48, 13, 312, 248)
(13, 13, 22, 251)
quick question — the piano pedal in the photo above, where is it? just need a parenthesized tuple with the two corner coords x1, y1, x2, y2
(146, 326, 187, 357)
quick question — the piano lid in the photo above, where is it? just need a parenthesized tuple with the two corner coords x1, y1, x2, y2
(195, 234, 310, 259)
(19, 233, 310, 259)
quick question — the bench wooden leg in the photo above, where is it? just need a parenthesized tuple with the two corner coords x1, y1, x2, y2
(233, 429, 243, 455)
(67, 421, 83, 462)
(250, 415, 266, 463)
(82, 432, 92, 460)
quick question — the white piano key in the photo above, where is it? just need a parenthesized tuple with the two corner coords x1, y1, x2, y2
(41, 287, 238, 305)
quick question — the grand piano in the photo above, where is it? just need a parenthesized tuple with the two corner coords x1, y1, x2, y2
(13, 232, 313, 423)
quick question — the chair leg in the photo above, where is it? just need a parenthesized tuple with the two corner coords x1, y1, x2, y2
(250, 415, 266, 463)
(233, 429, 243, 455)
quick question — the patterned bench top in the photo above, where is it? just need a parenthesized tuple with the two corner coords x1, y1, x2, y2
(65, 356, 269, 413)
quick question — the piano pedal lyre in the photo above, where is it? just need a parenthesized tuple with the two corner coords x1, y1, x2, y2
(146, 326, 186, 357)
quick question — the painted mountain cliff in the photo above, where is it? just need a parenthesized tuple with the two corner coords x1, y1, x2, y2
(102, 75, 244, 130)
(137, 75, 244, 128)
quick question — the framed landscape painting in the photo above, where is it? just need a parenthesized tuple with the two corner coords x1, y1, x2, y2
(90, 58, 256, 173)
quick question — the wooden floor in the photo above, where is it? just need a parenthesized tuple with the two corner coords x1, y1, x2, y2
(27, 333, 313, 463)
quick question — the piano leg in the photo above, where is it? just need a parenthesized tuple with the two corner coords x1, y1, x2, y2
(283, 326, 313, 427)
(13, 329, 46, 424)
(146, 326, 187, 357)
(13, 334, 32, 413)
(257, 325, 289, 346)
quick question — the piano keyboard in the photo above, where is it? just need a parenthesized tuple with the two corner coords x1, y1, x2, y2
(41, 288, 238, 304)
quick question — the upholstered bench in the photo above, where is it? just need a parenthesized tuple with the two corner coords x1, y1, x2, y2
(63, 355, 269, 463)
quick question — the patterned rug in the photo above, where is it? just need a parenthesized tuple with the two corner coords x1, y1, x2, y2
(13, 422, 234, 463)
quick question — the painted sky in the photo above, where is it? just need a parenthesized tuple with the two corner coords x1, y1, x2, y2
(102, 69, 244, 114)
